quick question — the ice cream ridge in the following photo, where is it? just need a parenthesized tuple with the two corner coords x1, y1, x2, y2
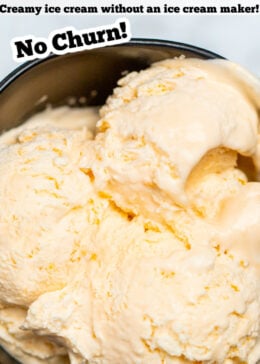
(0, 57, 260, 364)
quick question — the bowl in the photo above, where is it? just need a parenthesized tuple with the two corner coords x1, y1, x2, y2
(0, 38, 222, 364)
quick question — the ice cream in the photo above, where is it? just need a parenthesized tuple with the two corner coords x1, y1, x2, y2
(0, 58, 260, 364)
(89, 58, 260, 223)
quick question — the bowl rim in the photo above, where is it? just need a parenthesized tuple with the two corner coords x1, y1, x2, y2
(0, 38, 224, 93)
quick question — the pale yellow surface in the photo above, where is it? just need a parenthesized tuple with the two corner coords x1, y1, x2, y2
(0, 59, 260, 364)
(90, 58, 260, 225)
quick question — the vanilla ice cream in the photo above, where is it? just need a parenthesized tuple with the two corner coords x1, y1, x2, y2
(89, 58, 260, 224)
(0, 58, 260, 364)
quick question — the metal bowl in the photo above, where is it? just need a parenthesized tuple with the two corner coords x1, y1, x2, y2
(0, 38, 222, 364)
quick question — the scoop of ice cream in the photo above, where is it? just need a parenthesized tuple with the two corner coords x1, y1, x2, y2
(0, 107, 103, 363)
(0, 125, 94, 306)
(0, 106, 101, 307)
(84, 58, 260, 224)
(23, 218, 260, 364)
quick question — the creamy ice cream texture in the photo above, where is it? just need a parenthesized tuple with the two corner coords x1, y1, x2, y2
(0, 58, 260, 364)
